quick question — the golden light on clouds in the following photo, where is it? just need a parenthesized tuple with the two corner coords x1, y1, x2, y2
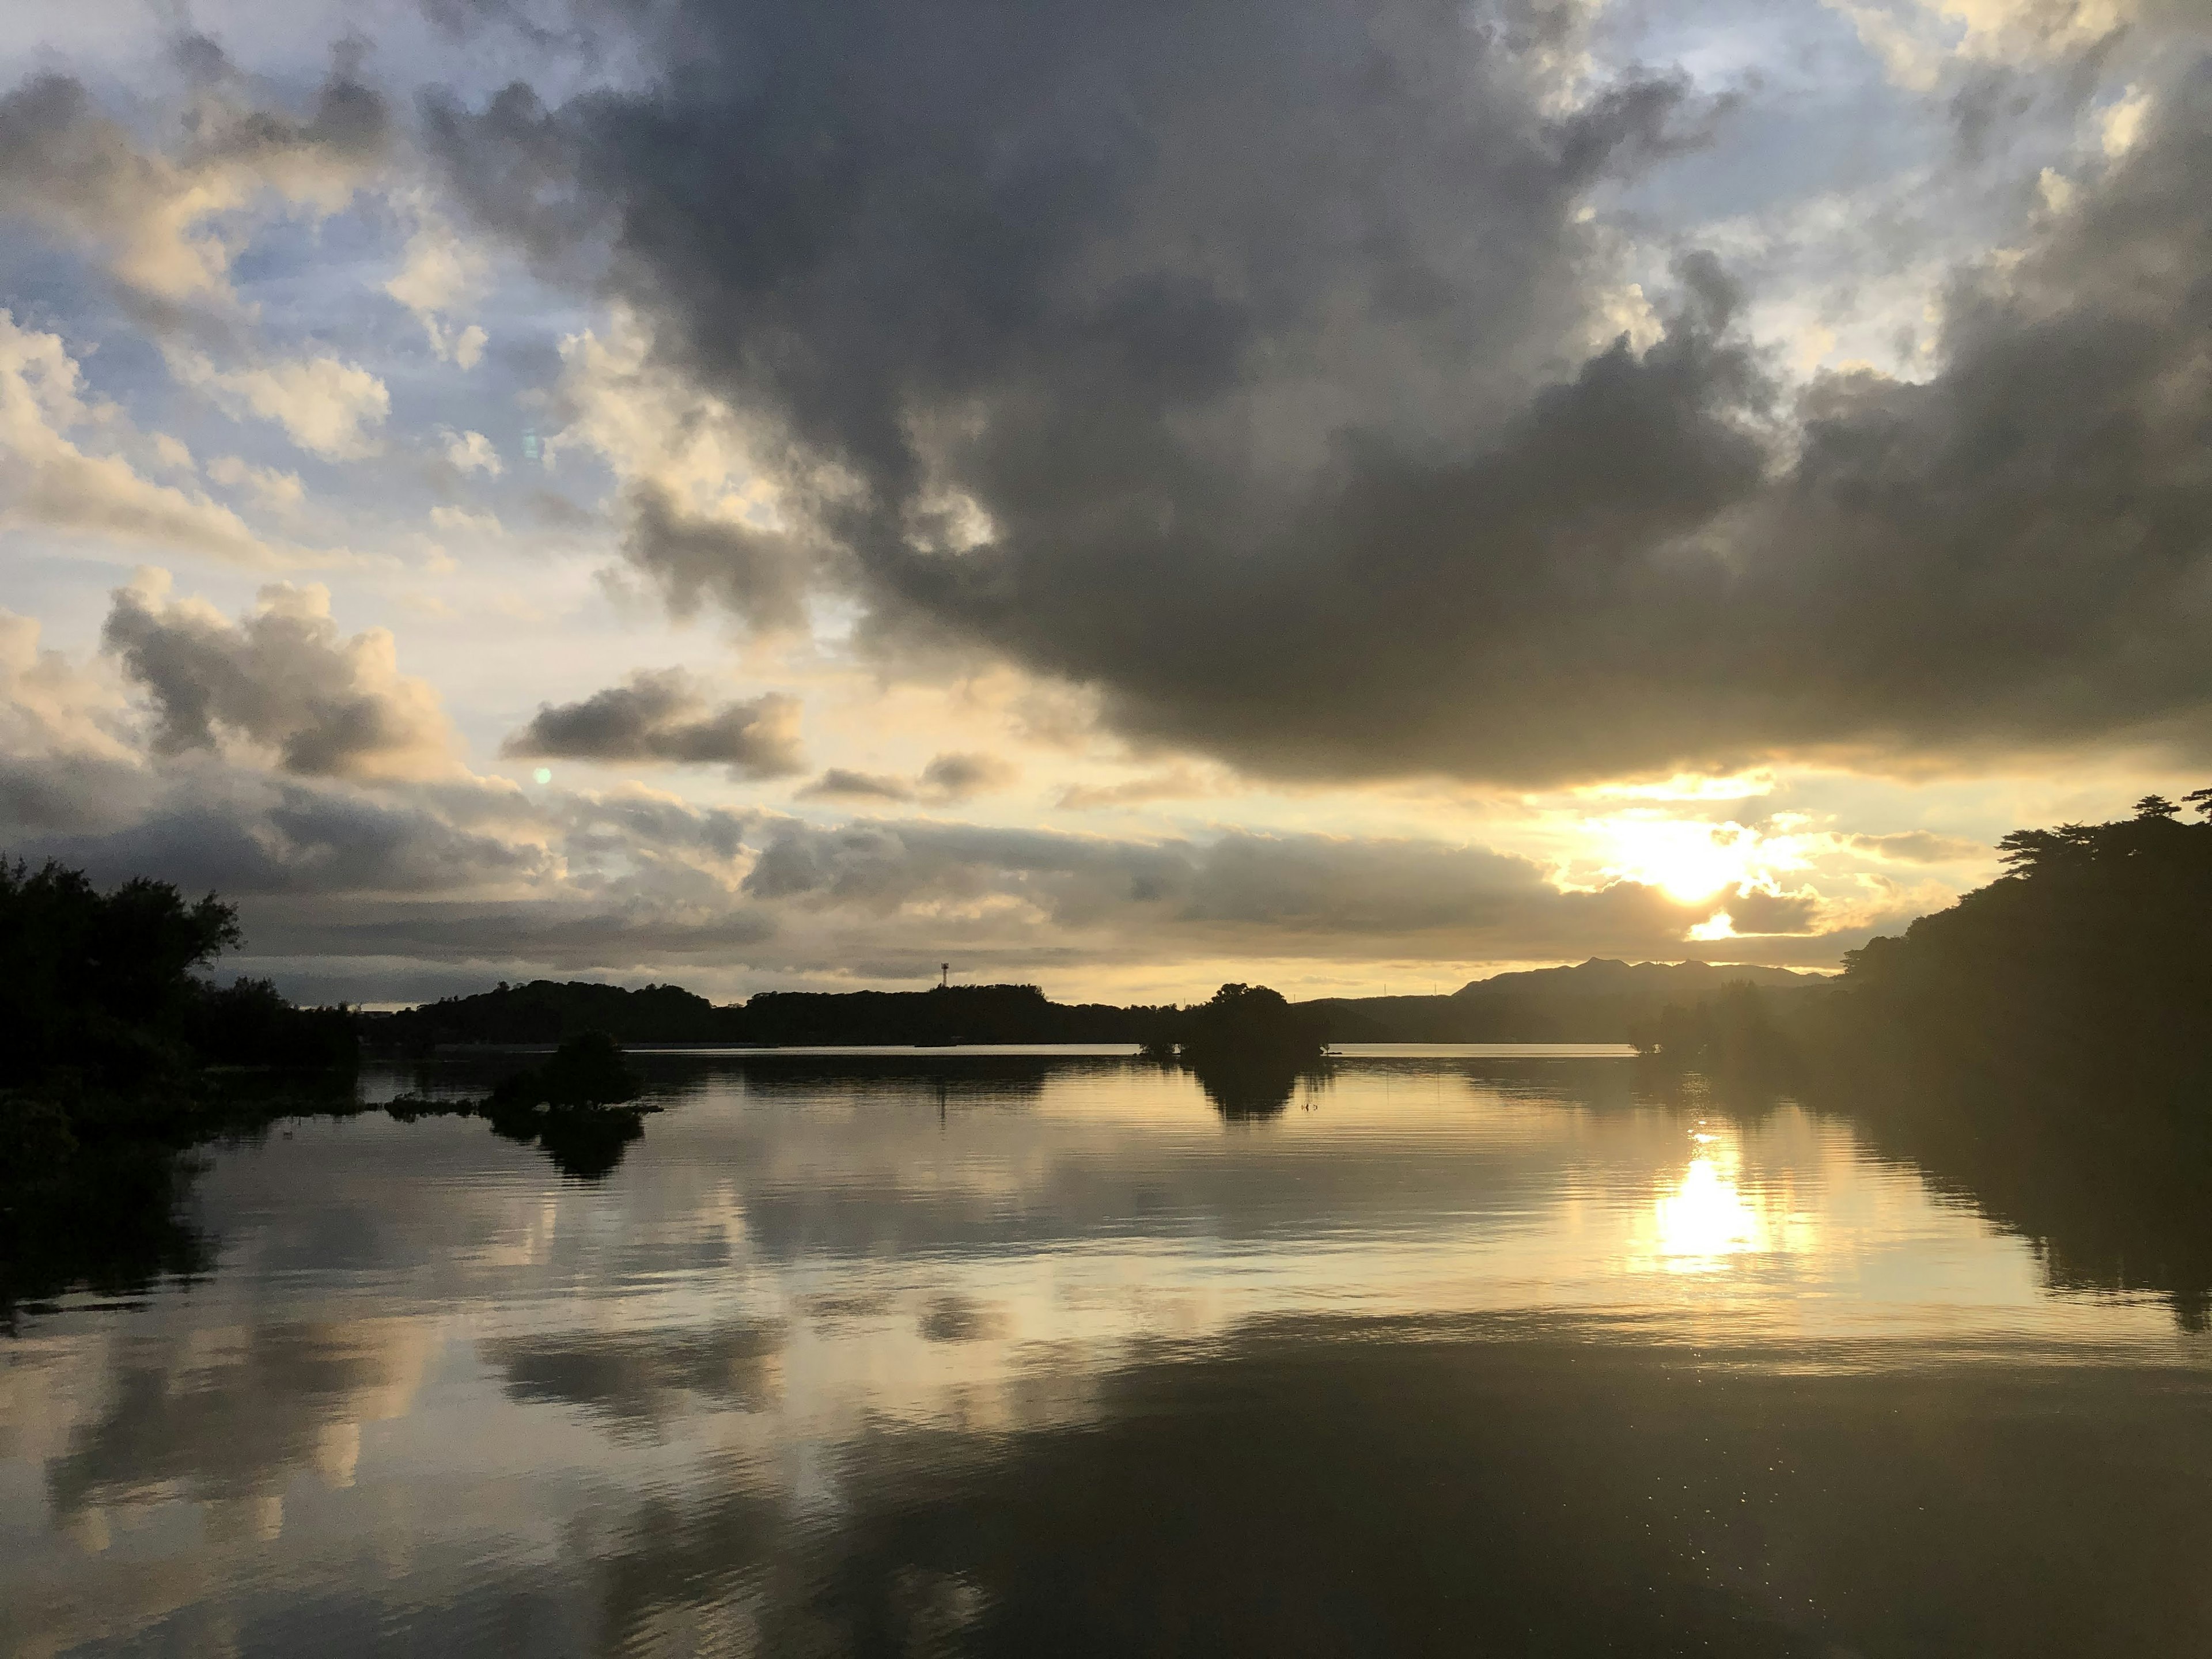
(1588, 815, 1810, 907)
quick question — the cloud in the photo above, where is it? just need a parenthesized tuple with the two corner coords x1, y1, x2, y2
(384, 206, 490, 366)
(723, 815, 1771, 974)
(1718, 887, 1824, 935)
(0, 312, 282, 566)
(0, 49, 387, 312)
(0, 610, 132, 761)
(1826, 0, 2138, 92)
(503, 670, 805, 778)
(918, 751, 1020, 803)
(442, 429, 502, 475)
(169, 347, 390, 460)
(536, 313, 817, 631)
(101, 571, 463, 780)
(428, 2, 2212, 790)
(0, 678, 1883, 993)
(207, 453, 305, 512)
(796, 752, 1020, 806)
(620, 481, 816, 632)
(1846, 829, 1988, 863)
(797, 768, 913, 803)
(1056, 767, 1213, 810)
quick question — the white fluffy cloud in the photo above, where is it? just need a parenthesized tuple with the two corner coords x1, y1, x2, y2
(0, 311, 280, 565)
(385, 209, 490, 368)
(169, 347, 390, 460)
(0, 53, 386, 313)
(0, 609, 131, 760)
(1825, 0, 2138, 90)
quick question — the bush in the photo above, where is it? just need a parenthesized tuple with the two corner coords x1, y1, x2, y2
(486, 1031, 643, 1110)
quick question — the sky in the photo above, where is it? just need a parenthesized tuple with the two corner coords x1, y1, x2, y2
(0, 0, 2206, 1007)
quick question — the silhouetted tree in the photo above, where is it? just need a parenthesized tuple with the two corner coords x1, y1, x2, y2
(0, 858, 238, 1090)
(1179, 983, 1327, 1066)
(1165, 984, 1330, 1120)
(487, 1031, 643, 1109)
(1825, 793, 2212, 1095)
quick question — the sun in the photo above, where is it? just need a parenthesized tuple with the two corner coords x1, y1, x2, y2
(1596, 816, 1755, 903)
(1590, 814, 1806, 906)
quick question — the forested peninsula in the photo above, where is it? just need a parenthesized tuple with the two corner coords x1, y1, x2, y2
(1630, 793, 2212, 1100)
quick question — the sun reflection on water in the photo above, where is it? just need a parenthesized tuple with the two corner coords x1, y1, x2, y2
(1652, 1153, 1766, 1268)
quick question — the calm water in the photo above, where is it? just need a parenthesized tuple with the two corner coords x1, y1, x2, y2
(5, 1050, 2211, 1657)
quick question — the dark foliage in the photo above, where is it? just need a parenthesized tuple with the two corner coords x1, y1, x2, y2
(0, 856, 357, 1097)
(385, 1034, 657, 1181)
(735, 985, 1161, 1046)
(369, 963, 1831, 1055)
(372, 979, 733, 1048)
(1628, 983, 1797, 1082)
(1825, 794, 2212, 1096)
(192, 978, 360, 1069)
(1147, 984, 1331, 1118)
(0, 858, 357, 1319)
(1177, 984, 1327, 1066)
(0, 857, 237, 1091)
(488, 1031, 644, 1109)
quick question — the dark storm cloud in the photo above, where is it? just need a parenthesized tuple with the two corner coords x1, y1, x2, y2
(428, 0, 2212, 786)
(1, 762, 545, 897)
(621, 483, 817, 634)
(1721, 888, 1819, 936)
(0, 753, 157, 834)
(503, 669, 805, 777)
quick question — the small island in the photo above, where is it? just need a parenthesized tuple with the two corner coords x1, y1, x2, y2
(1142, 983, 1330, 1118)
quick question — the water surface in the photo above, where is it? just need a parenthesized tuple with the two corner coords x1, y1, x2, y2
(5, 1051, 2209, 1656)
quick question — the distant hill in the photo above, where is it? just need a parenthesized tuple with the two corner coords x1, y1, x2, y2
(1300, 959, 1832, 1043)
(1465, 959, 1822, 999)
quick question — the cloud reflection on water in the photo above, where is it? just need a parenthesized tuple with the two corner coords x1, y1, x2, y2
(2, 1053, 2208, 1656)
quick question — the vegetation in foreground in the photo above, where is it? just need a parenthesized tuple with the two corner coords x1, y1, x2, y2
(0, 858, 357, 1154)
(0, 862, 645, 1321)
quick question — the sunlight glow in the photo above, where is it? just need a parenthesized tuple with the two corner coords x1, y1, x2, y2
(1688, 911, 1737, 941)
(1573, 768, 1779, 802)
(1652, 1155, 1766, 1268)
(1586, 814, 1812, 906)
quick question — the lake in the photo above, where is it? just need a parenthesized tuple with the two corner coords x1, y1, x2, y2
(5, 1048, 2210, 1656)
